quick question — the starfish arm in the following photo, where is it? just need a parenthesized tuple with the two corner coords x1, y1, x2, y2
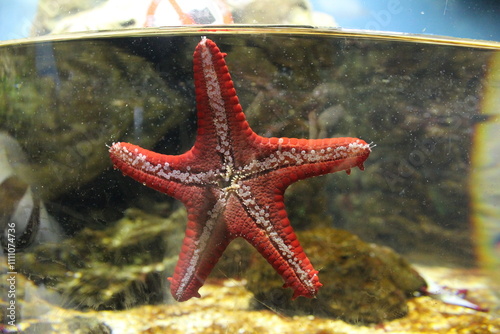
(109, 142, 218, 201)
(238, 136, 372, 182)
(191, 37, 257, 169)
(230, 182, 322, 299)
(169, 191, 234, 301)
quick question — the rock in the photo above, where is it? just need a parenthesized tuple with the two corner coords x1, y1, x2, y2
(0, 40, 189, 200)
(245, 227, 427, 323)
(0, 132, 64, 251)
(13, 205, 425, 323)
(1, 258, 498, 333)
(234, 0, 321, 25)
(31, 0, 336, 36)
(33, 0, 151, 35)
(16, 208, 186, 310)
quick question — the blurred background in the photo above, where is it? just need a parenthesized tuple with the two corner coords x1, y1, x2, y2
(311, 0, 500, 40)
(1, 0, 499, 42)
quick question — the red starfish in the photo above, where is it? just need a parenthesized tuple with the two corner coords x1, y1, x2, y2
(109, 37, 371, 302)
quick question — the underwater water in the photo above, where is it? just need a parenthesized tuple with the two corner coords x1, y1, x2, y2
(0, 26, 499, 333)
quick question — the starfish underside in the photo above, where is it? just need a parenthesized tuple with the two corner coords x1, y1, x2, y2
(109, 37, 371, 302)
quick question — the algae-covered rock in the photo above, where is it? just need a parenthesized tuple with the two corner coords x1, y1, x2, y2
(245, 227, 426, 324)
(13, 205, 425, 323)
(0, 40, 189, 200)
(2, 251, 499, 334)
(16, 208, 186, 310)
